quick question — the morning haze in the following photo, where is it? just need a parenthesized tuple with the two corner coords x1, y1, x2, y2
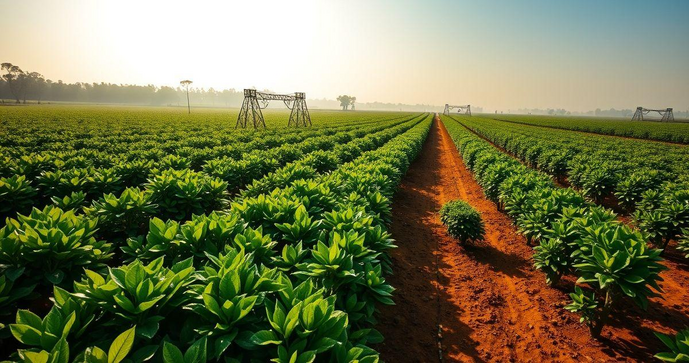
(1, 0, 688, 112)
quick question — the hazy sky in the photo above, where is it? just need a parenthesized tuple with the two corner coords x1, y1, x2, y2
(2, 0, 688, 111)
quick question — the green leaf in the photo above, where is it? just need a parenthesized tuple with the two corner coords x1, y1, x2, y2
(125, 262, 144, 292)
(296, 350, 316, 363)
(84, 346, 108, 363)
(162, 341, 184, 363)
(62, 312, 76, 336)
(109, 268, 127, 289)
(250, 330, 282, 346)
(113, 294, 137, 313)
(17, 309, 43, 330)
(49, 336, 70, 363)
(107, 326, 136, 363)
(137, 318, 160, 340)
(6, 266, 26, 281)
(130, 345, 159, 362)
(183, 336, 207, 363)
(23, 351, 49, 363)
(43, 308, 63, 336)
(10, 323, 42, 346)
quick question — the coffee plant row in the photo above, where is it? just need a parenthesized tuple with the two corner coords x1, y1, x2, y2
(441, 115, 666, 338)
(0, 112, 425, 222)
(0, 111, 433, 362)
(452, 115, 689, 257)
(488, 114, 689, 144)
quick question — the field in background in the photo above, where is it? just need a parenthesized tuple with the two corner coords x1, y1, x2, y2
(476, 113, 689, 143)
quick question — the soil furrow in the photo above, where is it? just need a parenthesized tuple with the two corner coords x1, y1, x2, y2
(377, 116, 617, 362)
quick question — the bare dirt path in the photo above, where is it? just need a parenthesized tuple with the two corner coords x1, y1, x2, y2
(377, 117, 623, 362)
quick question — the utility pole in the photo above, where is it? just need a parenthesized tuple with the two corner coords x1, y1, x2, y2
(180, 80, 193, 114)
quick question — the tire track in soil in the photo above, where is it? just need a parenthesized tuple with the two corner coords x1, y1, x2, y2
(377, 116, 629, 362)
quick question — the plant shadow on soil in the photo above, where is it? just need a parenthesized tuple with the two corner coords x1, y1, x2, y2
(461, 242, 529, 279)
(375, 118, 689, 363)
(375, 119, 483, 362)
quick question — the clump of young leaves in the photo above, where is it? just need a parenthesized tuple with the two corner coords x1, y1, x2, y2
(50, 191, 86, 211)
(0, 175, 37, 219)
(8, 285, 99, 360)
(250, 284, 350, 362)
(84, 187, 157, 240)
(634, 186, 689, 251)
(0, 274, 36, 339)
(147, 169, 228, 221)
(533, 206, 615, 286)
(122, 212, 247, 264)
(567, 224, 667, 338)
(12, 321, 139, 363)
(654, 328, 689, 362)
(72, 257, 195, 337)
(614, 170, 663, 210)
(0, 206, 113, 288)
(439, 200, 485, 244)
(533, 237, 570, 286)
(188, 249, 282, 359)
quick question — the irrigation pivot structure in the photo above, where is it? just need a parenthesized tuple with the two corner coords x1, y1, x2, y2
(236, 89, 312, 129)
(631, 107, 674, 122)
(443, 104, 472, 116)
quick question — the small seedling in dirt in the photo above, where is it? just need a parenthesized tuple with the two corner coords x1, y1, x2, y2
(439, 200, 485, 244)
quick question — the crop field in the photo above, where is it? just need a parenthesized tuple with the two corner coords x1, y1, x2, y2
(489, 114, 689, 144)
(1, 106, 688, 362)
(0, 105, 432, 361)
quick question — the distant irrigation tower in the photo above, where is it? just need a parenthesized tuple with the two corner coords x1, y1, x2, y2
(631, 107, 674, 122)
(236, 89, 312, 129)
(443, 104, 471, 116)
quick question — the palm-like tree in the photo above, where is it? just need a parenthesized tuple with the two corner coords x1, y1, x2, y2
(180, 80, 193, 114)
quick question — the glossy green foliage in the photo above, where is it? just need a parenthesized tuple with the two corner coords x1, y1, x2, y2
(2, 108, 433, 362)
(439, 200, 485, 243)
(441, 115, 668, 338)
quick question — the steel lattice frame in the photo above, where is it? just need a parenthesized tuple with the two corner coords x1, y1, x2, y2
(631, 107, 675, 122)
(236, 89, 312, 129)
(443, 104, 472, 116)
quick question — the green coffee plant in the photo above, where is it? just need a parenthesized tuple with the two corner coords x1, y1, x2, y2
(568, 224, 666, 337)
(1, 110, 432, 361)
(188, 249, 282, 359)
(439, 200, 485, 244)
(0, 175, 37, 219)
(84, 187, 157, 240)
(147, 169, 228, 220)
(0, 206, 112, 287)
(679, 231, 689, 258)
(50, 191, 86, 211)
(654, 328, 689, 362)
(73, 257, 195, 331)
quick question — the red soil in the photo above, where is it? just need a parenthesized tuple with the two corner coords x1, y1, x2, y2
(376, 117, 689, 362)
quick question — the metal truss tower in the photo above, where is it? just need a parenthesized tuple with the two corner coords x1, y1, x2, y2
(631, 107, 674, 122)
(443, 104, 471, 116)
(236, 89, 312, 129)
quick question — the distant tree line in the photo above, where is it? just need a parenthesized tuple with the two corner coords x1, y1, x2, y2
(0, 62, 244, 107)
(512, 107, 689, 119)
